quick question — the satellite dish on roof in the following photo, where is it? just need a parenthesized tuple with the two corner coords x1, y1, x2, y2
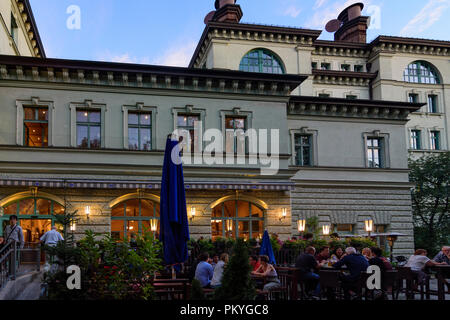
(325, 19, 342, 33)
(204, 11, 216, 24)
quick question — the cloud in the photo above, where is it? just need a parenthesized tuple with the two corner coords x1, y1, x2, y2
(152, 41, 197, 67)
(283, 5, 302, 18)
(304, 0, 372, 29)
(96, 51, 151, 64)
(94, 40, 197, 68)
(399, 0, 450, 37)
(313, 0, 328, 10)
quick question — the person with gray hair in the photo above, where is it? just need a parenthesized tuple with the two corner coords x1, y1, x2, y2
(333, 247, 369, 300)
(433, 246, 450, 265)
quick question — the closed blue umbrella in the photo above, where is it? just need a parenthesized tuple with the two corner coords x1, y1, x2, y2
(259, 230, 276, 265)
(159, 136, 190, 266)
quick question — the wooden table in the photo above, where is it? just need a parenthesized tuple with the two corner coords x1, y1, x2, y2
(430, 265, 450, 301)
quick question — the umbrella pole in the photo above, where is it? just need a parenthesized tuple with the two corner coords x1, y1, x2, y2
(171, 266, 176, 279)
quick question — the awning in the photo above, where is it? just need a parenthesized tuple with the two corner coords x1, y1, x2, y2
(0, 178, 294, 191)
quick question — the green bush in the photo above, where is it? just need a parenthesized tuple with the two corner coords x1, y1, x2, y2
(43, 230, 163, 300)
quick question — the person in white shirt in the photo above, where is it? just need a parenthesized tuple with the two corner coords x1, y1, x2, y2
(40, 226, 64, 266)
(211, 253, 229, 288)
(406, 249, 446, 285)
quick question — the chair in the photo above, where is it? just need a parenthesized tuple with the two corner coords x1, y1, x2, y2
(318, 270, 343, 300)
(396, 266, 415, 300)
(382, 270, 398, 300)
(267, 270, 290, 300)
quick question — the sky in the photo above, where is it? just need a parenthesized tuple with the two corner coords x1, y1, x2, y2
(29, 0, 450, 67)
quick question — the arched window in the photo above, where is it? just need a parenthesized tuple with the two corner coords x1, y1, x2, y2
(211, 200, 264, 240)
(403, 61, 440, 84)
(1, 196, 64, 244)
(239, 49, 285, 74)
(111, 198, 160, 241)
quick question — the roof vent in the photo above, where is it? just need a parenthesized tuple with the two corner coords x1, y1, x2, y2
(204, 0, 242, 24)
(325, 2, 370, 43)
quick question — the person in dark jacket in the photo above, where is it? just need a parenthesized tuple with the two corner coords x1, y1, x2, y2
(333, 247, 369, 300)
(295, 246, 321, 297)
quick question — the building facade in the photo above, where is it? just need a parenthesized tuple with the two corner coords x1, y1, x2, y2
(0, 1, 448, 257)
(0, 0, 45, 58)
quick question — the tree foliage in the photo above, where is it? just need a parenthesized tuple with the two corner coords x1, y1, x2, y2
(409, 152, 450, 256)
(214, 238, 256, 300)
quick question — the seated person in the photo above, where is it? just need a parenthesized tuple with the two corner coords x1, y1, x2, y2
(333, 247, 369, 300)
(361, 248, 371, 261)
(252, 255, 281, 292)
(194, 252, 214, 288)
(211, 253, 228, 288)
(249, 255, 261, 272)
(210, 254, 219, 270)
(295, 246, 321, 297)
(315, 246, 330, 263)
(330, 247, 345, 262)
(433, 246, 450, 265)
(369, 247, 392, 272)
(406, 249, 446, 286)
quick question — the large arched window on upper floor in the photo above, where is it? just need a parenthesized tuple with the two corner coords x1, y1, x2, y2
(239, 49, 285, 74)
(403, 61, 440, 84)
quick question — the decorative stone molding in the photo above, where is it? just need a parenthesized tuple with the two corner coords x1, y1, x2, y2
(330, 211, 359, 224)
(69, 101, 108, 148)
(122, 103, 158, 150)
(0, 56, 304, 97)
(312, 70, 376, 87)
(288, 96, 422, 121)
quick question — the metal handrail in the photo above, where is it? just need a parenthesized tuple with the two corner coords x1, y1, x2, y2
(0, 241, 17, 290)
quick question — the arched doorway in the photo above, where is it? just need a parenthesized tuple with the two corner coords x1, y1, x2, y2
(0, 191, 65, 248)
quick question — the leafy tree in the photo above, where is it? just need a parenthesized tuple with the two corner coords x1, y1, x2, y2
(190, 279, 206, 300)
(214, 238, 256, 300)
(409, 152, 450, 256)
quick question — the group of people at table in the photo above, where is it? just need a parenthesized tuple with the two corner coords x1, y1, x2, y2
(194, 245, 449, 300)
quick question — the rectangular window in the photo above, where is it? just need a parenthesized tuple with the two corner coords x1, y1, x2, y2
(321, 63, 331, 70)
(334, 224, 353, 234)
(225, 116, 246, 153)
(408, 93, 419, 104)
(294, 134, 312, 166)
(23, 107, 48, 147)
(311, 62, 317, 70)
(346, 95, 358, 100)
(430, 131, 441, 150)
(354, 65, 363, 72)
(341, 64, 351, 71)
(10, 13, 18, 43)
(367, 138, 384, 168)
(76, 110, 101, 149)
(177, 114, 200, 153)
(427, 95, 438, 113)
(410, 130, 421, 150)
(318, 93, 330, 98)
(128, 112, 151, 151)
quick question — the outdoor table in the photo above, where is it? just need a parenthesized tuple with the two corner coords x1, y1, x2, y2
(430, 265, 450, 301)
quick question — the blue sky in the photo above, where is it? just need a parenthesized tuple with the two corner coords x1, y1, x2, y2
(29, 0, 450, 66)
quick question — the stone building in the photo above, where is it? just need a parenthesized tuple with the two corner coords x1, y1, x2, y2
(0, 1, 448, 256)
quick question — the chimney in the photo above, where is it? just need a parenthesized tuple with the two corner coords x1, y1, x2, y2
(212, 0, 243, 23)
(334, 3, 369, 43)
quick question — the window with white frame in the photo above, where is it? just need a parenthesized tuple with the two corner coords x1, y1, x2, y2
(430, 131, 441, 150)
(410, 130, 422, 150)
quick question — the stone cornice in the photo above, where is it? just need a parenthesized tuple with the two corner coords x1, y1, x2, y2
(189, 22, 322, 68)
(288, 96, 423, 120)
(16, 0, 45, 58)
(369, 36, 450, 57)
(312, 69, 377, 87)
(0, 55, 306, 96)
(312, 40, 370, 58)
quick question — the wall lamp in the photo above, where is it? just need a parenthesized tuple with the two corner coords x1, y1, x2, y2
(365, 219, 374, 237)
(85, 206, 91, 220)
(279, 208, 288, 221)
(322, 225, 330, 236)
(297, 219, 306, 233)
(190, 207, 196, 221)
